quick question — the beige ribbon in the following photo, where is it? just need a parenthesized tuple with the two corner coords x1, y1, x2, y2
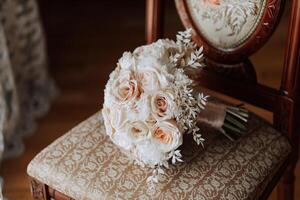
(197, 102, 227, 130)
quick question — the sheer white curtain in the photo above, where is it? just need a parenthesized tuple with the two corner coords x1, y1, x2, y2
(0, 0, 56, 175)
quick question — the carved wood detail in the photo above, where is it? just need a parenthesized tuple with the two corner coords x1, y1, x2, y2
(175, 0, 285, 63)
(29, 177, 48, 200)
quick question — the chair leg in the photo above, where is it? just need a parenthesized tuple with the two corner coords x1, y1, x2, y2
(29, 177, 50, 200)
(277, 165, 295, 200)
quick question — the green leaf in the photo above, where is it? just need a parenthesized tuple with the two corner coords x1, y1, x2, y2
(223, 122, 242, 134)
(226, 109, 248, 122)
(225, 115, 247, 131)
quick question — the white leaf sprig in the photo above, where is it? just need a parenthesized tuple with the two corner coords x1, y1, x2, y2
(188, 47, 204, 68)
(198, 93, 209, 110)
(193, 129, 205, 147)
(169, 150, 183, 164)
(176, 28, 196, 48)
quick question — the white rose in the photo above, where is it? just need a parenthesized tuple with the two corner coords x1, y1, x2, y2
(137, 67, 168, 94)
(133, 39, 178, 70)
(102, 107, 115, 136)
(126, 121, 150, 143)
(111, 121, 149, 151)
(136, 140, 167, 166)
(118, 52, 135, 70)
(152, 120, 183, 153)
(111, 130, 133, 151)
(102, 106, 128, 136)
(151, 90, 176, 120)
(134, 94, 151, 121)
(134, 47, 166, 69)
(109, 70, 141, 105)
(110, 106, 128, 129)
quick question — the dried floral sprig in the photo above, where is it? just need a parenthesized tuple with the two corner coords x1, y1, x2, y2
(176, 28, 196, 48)
(171, 28, 205, 70)
(188, 47, 205, 69)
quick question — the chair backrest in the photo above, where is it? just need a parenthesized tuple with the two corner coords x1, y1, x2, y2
(146, 0, 300, 161)
(174, 0, 287, 112)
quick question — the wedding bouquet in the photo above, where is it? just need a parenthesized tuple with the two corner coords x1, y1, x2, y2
(102, 29, 248, 185)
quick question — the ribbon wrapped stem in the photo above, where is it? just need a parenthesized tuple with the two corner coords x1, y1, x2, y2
(198, 102, 249, 141)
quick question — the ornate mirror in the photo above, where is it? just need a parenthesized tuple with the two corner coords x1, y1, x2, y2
(175, 0, 285, 63)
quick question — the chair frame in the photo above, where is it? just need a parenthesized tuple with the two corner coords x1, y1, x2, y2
(146, 0, 300, 199)
(29, 0, 300, 199)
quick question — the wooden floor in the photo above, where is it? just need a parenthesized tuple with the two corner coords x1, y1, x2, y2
(1, 1, 299, 199)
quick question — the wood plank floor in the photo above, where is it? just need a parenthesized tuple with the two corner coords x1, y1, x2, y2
(1, 1, 299, 199)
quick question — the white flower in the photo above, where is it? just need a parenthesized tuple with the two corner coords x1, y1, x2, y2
(110, 106, 128, 129)
(110, 130, 133, 151)
(134, 94, 152, 121)
(151, 90, 176, 121)
(152, 120, 183, 153)
(126, 121, 150, 143)
(118, 52, 135, 70)
(137, 67, 168, 94)
(102, 107, 132, 151)
(109, 70, 141, 106)
(102, 106, 128, 136)
(136, 140, 167, 166)
(133, 39, 178, 70)
(102, 107, 115, 136)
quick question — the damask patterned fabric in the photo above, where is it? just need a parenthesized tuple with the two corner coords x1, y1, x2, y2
(28, 111, 291, 200)
(0, 0, 56, 162)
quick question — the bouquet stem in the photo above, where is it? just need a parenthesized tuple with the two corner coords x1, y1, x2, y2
(198, 102, 249, 141)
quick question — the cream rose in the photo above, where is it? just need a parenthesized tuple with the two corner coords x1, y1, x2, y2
(126, 121, 150, 143)
(102, 108, 134, 151)
(110, 121, 149, 151)
(118, 52, 135, 70)
(136, 140, 167, 166)
(134, 94, 151, 121)
(138, 67, 168, 94)
(110, 70, 141, 105)
(152, 120, 183, 153)
(109, 106, 128, 129)
(102, 106, 128, 135)
(102, 107, 115, 136)
(133, 39, 178, 69)
(110, 130, 133, 151)
(151, 91, 175, 120)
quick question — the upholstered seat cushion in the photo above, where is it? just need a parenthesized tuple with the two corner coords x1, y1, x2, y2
(27, 111, 291, 200)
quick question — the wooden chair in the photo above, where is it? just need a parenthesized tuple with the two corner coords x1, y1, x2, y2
(27, 0, 299, 199)
(146, 0, 299, 199)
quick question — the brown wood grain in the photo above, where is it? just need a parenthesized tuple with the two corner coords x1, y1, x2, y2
(1, 1, 299, 199)
(148, 0, 300, 199)
(146, 0, 164, 43)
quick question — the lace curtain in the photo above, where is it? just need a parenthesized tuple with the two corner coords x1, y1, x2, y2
(0, 0, 56, 162)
